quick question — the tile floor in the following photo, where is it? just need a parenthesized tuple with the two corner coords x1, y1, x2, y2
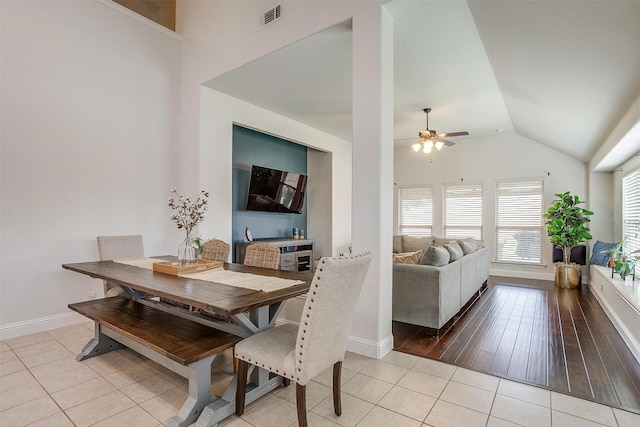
(2, 322, 640, 426)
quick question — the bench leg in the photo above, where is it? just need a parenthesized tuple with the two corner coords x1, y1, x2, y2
(168, 355, 216, 427)
(76, 324, 123, 361)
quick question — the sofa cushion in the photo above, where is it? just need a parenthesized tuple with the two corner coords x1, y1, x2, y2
(420, 246, 450, 266)
(393, 235, 403, 253)
(589, 240, 618, 266)
(393, 250, 424, 264)
(444, 242, 464, 262)
(433, 237, 453, 247)
(458, 239, 477, 255)
(402, 235, 435, 253)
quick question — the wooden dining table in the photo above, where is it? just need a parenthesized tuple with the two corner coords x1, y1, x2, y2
(62, 258, 313, 427)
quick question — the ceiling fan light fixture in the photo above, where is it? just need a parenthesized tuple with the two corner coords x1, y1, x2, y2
(409, 108, 468, 155)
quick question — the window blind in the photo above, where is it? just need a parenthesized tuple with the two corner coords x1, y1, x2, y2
(443, 183, 483, 239)
(623, 168, 640, 254)
(496, 180, 544, 264)
(398, 186, 432, 236)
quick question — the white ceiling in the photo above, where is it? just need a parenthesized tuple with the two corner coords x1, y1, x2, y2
(205, 0, 640, 169)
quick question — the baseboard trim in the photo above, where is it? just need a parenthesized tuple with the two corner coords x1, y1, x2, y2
(490, 267, 554, 281)
(0, 312, 87, 340)
(346, 333, 394, 359)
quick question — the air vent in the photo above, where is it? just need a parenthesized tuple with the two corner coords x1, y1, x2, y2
(259, 4, 282, 28)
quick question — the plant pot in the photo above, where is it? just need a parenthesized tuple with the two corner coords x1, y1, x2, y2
(554, 264, 581, 289)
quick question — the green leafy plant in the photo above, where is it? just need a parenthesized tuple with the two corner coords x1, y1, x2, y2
(193, 236, 204, 259)
(601, 237, 640, 279)
(543, 192, 594, 265)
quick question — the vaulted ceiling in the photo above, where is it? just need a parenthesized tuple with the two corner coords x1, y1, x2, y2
(206, 0, 640, 170)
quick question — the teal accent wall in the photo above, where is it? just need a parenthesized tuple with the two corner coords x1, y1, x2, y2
(232, 125, 307, 261)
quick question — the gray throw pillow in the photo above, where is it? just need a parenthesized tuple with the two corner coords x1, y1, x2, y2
(473, 239, 485, 249)
(402, 235, 435, 253)
(421, 246, 450, 266)
(444, 242, 464, 262)
(458, 239, 477, 255)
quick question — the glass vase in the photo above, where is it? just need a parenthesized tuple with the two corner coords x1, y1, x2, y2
(178, 231, 196, 265)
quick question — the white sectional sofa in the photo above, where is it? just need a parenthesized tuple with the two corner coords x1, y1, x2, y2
(392, 235, 490, 335)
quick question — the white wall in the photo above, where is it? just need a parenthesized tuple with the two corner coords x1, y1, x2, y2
(589, 172, 614, 243)
(0, 1, 182, 338)
(394, 133, 588, 281)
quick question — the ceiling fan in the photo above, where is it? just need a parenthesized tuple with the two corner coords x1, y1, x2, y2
(402, 108, 469, 154)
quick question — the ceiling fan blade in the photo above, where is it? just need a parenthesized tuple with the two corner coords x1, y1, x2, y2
(436, 131, 469, 138)
(434, 138, 456, 147)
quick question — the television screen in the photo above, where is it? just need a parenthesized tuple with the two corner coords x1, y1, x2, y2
(246, 165, 307, 214)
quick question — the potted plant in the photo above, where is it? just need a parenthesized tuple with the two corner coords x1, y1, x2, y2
(601, 237, 640, 280)
(543, 191, 593, 288)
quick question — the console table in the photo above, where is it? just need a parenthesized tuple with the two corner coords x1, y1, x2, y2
(236, 238, 314, 272)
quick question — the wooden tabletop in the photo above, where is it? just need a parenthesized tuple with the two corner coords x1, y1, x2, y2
(62, 259, 313, 316)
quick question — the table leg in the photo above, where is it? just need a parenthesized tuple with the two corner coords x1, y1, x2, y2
(75, 323, 123, 362)
(168, 356, 216, 427)
(195, 303, 288, 427)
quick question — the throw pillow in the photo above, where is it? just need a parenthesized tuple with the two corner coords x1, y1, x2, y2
(458, 239, 477, 255)
(402, 235, 435, 253)
(393, 250, 424, 264)
(420, 246, 450, 266)
(473, 239, 485, 249)
(433, 237, 453, 247)
(444, 242, 464, 262)
(589, 240, 618, 266)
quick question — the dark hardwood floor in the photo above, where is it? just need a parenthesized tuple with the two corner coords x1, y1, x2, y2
(393, 276, 640, 414)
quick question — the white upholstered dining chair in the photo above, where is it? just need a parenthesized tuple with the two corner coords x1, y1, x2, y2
(97, 235, 145, 297)
(235, 252, 372, 427)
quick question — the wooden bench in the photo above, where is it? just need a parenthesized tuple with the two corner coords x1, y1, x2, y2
(69, 296, 242, 427)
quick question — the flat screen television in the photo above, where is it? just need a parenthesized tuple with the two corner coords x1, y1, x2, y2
(246, 165, 307, 214)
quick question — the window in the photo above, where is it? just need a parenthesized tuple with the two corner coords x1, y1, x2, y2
(495, 180, 544, 264)
(398, 186, 432, 236)
(443, 183, 483, 239)
(623, 168, 640, 254)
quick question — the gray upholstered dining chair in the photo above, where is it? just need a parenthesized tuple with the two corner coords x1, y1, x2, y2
(201, 239, 231, 262)
(235, 252, 372, 427)
(97, 235, 145, 297)
(243, 242, 280, 269)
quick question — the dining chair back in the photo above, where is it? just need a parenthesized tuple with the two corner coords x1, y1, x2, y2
(97, 235, 144, 297)
(235, 252, 372, 427)
(243, 242, 280, 269)
(201, 239, 230, 263)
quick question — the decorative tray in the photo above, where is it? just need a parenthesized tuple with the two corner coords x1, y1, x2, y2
(152, 259, 223, 276)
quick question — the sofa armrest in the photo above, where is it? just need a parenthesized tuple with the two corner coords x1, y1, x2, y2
(392, 262, 461, 329)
